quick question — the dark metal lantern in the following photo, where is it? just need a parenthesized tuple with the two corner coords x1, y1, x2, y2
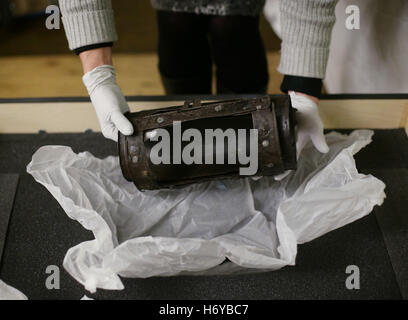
(118, 95, 297, 190)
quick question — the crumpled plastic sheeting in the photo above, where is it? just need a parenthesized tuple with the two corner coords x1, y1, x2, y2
(27, 130, 385, 293)
(0, 280, 28, 300)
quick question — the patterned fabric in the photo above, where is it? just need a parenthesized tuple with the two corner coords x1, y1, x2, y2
(150, 0, 266, 16)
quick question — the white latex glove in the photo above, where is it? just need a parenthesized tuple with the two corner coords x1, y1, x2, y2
(290, 91, 329, 155)
(83, 65, 134, 142)
(274, 91, 329, 181)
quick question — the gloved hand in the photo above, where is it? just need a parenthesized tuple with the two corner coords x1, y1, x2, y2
(274, 91, 329, 181)
(290, 91, 329, 155)
(83, 65, 134, 142)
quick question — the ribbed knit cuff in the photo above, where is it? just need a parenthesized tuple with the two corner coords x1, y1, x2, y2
(277, 0, 337, 79)
(278, 45, 329, 79)
(59, 0, 118, 50)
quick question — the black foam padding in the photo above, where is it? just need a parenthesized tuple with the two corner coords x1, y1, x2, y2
(363, 169, 408, 299)
(0, 175, 401, 299)
(0, 174, 19, 265)
(0, 132, 116, 175)
(0, 175, 93, 299)
(0, 129, 406, 299)
(330, 129, 408, 170)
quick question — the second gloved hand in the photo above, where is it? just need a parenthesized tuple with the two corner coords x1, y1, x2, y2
(83, 65, 134, 142)
(274, 91, 329, 181)
(290, 91, 329, 156)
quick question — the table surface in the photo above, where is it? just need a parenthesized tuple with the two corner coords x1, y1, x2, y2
(0, 128, 407, 300)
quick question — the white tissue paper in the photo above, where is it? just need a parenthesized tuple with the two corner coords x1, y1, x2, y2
(27, 130, 385, 293)
(0, 280, 28, 300)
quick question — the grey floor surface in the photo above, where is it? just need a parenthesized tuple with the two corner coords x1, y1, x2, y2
(0, 129, 406, 300)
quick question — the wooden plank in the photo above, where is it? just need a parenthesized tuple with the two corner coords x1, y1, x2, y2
(0, 54, 163, 98)
(319, 99, 408, 130)
(0, 99, 407, 134)
(0, 52, 282, 98)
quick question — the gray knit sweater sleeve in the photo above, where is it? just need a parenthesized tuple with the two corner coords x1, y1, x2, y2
(59, 0, 118, 50)
(278, 0, 338, 79)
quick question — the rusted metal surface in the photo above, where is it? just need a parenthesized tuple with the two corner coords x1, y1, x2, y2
(119, 95, 297, 190)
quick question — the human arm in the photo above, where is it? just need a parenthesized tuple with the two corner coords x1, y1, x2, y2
(59, 0, 133, 141)
(279, 0, 338, 153)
